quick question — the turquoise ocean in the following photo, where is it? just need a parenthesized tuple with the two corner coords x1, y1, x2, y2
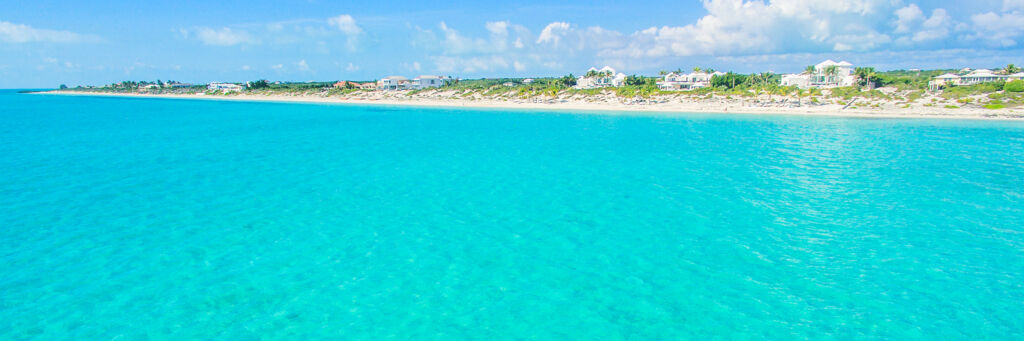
(1, 90, 1023, 339)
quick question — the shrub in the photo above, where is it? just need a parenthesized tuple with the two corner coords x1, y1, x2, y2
(1005, 80, 1024, 93)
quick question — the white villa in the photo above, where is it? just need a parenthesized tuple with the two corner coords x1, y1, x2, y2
(207, 82, 244, 91)
(575, 66, 626, 89)
(412, 75, 449, 89)
(657, 71, 725, 90)
(780, 60, 856, 89)
(928, 69, 1023, 90)
(377, 76, 410, 90)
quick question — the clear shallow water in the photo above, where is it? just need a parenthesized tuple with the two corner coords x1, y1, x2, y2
(1, 90, 1023, 339)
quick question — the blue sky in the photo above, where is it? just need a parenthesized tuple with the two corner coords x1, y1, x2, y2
(1, 0, 1023, 88)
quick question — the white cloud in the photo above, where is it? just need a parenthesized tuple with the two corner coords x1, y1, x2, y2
(596, 0, 914, 60)
(1005, 0, 1024, 12)
(893, 4, 952, 42)
(328, 15, 362, 35)
(328, 14, 362, 50)
(271, 64, 284, 70)
(193, 27, 258, 46)
(894, 4, 925, 33)
(513, 61, 526, 72)
(0, 21, 100, 43)
(969, 11, 1024, 47)
(297, 59, 310, 71)
(536, 22, 571, 46)
(345, 63, 359, 72)
(434, 21, 516, 54)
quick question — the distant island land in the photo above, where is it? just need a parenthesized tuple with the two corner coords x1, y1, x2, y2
(41, 60, 1024, 120)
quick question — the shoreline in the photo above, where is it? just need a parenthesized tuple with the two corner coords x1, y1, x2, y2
(37, 90, 1024, 121)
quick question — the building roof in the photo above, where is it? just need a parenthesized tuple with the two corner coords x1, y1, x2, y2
(383, 76, 408, 80)
(416, 75, 444, 79)
(816, 59, 853, 68)
(934, 73, 961, 79)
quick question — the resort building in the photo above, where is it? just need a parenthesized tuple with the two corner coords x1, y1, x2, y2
(780, 60, 856, 89)
(412, 75, 449, 89)
(960, 69, 1003, 85)
(207, 82, 244, 91)
(928, 69, 1018, 90)
(377, 76, 411, 91)
(575, 66, 626, 89)
(523, 78, 534, 84)
(358, 82, 376, 90)
(657, 71, 725, 90)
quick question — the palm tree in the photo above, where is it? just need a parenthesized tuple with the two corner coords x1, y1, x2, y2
(693, 67, 702, 73)
(1004, 64, 1021, 75)
(824, 65, 839, 85)
(854, 67, 876, 89)
(804, 65, 816, 74)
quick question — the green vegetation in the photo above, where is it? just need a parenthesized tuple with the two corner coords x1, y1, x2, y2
(1005, 80, 1024, 93)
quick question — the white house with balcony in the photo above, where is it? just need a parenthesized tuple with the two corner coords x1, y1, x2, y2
(657, 71, 725, 90)
(575, 66, 626, 89)
(411, 75, 448, 89)
(207, 82, 244, 91)
(960, 69, 1004, 85)
(377, 76, 411, 90)
(780, 60, 856, 89)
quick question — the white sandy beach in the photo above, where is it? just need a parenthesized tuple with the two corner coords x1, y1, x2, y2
(42, 90, 1024, 120)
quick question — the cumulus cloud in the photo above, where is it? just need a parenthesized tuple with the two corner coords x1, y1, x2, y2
(193, 27, 258, 46)
(328, 15, 362, 35)
(404, 1, 1021, 74)
(346, 63, 359, 72)
(536, 22, 571, 46)
(968, 11, 1024, 47)
(893, 4, 952, 42)
(328, 14, 362, 49)
(0, 21, 100, 43)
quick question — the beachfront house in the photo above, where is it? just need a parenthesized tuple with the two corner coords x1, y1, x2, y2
(412, 75, 448, 89)
(359, 82, 376, 90)
(377, 76, 411, 91)
(208, 82, 244, 91)
(928, 74, 962, 90)
(575, 66, 626, 89)
(523, 78, 534, 84)
(960, 69, 1004, 85)
(929, 69, 1016, 90)
(657, 71, 725, 91)
(780, 60, 856, 89)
